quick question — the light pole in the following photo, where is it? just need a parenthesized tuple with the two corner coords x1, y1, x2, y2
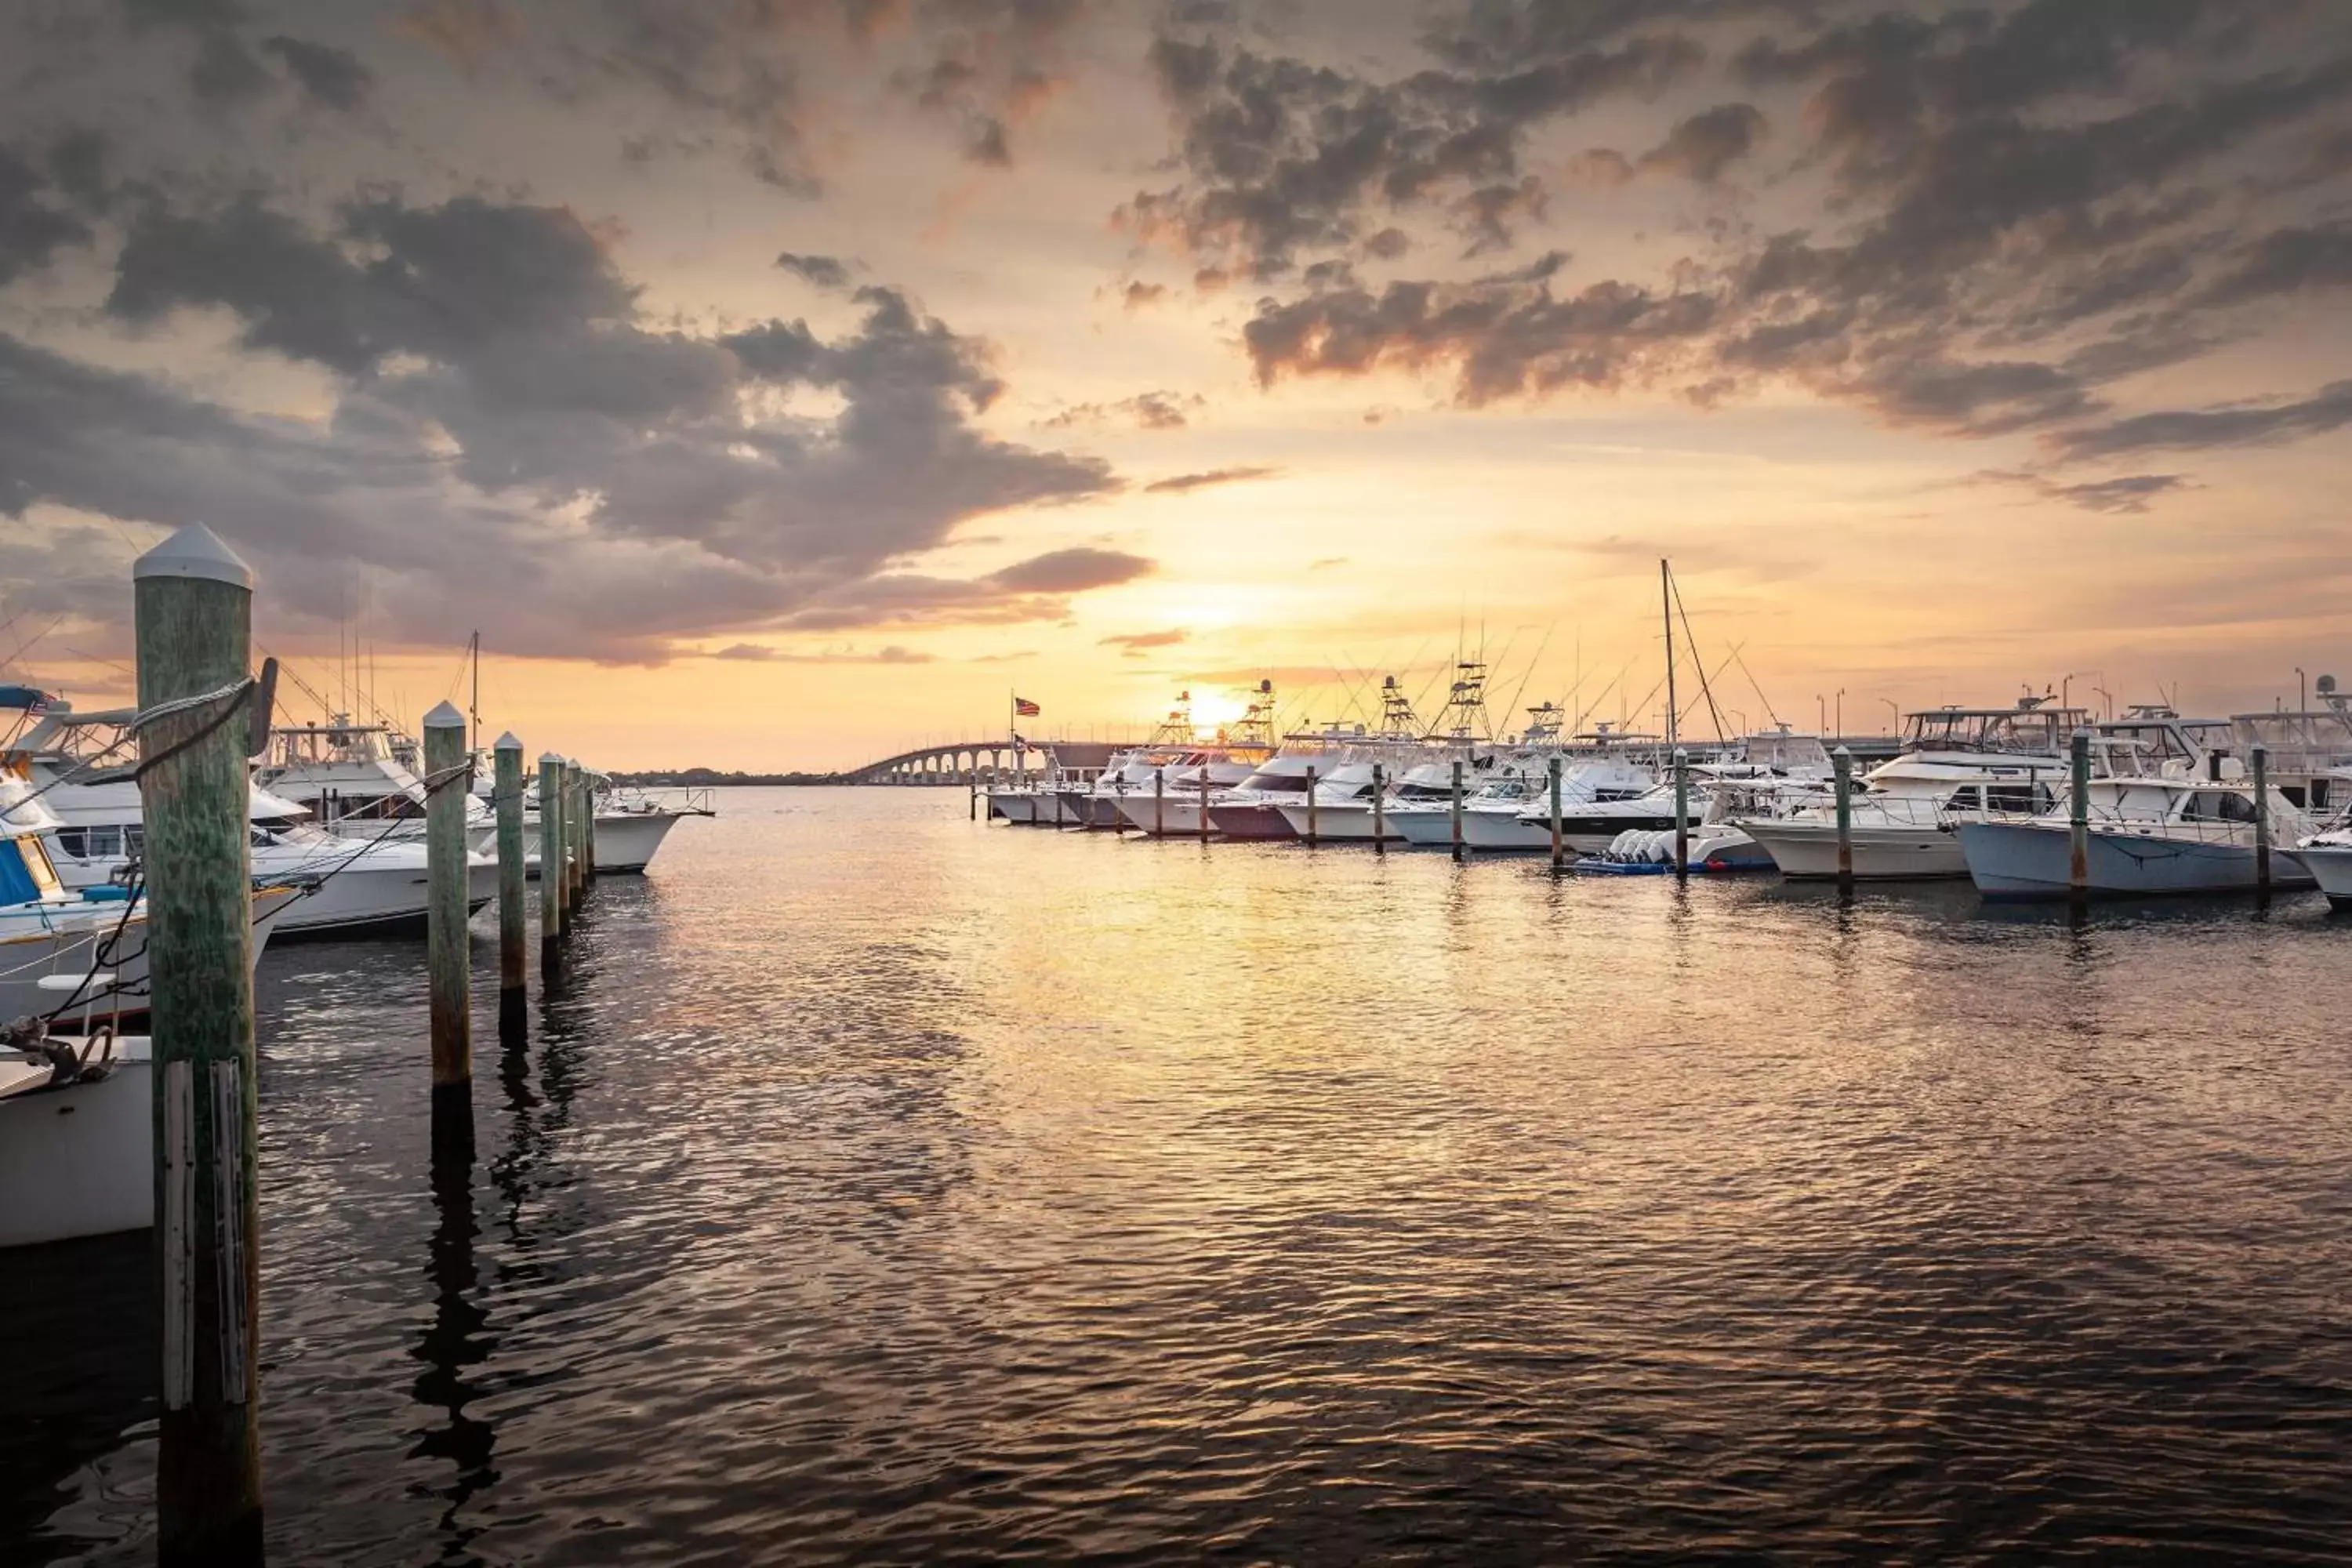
(2093, 686, 2116, 723)
(1816, 693, 1826, 733)
(1879, 696, 1900, 733)
(2297, 666, 2308, 717)
(1835, 688, 1846, 736)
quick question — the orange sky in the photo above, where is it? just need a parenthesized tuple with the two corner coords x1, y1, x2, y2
(2, 2, 2348, 769)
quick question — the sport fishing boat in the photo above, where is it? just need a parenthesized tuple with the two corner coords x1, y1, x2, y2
(509, 775, 713, 873)
(1578, 730, 1838, 869)
(1958, 751, 2317, 898)
(1385, 704, 1581, 849)
(0, 778, 294, 1022)
(1738, 701, 2086, 880)
(1112, 684, 1279, 837)
(2289, 820, 2352, 909)
(14, 709, 498, 937)
(1271, 667, 1488, 844)
(257, 717, 496, 851)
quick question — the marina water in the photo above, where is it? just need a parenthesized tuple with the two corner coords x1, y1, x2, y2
(9, 787, 2352, 1563)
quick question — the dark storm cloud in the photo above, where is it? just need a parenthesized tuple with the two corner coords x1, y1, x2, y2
(257, 35, 375, 111)
(0, 143, 96, 285)
(1176, 0, 2352, 456)
(5, 183, 1127, 659)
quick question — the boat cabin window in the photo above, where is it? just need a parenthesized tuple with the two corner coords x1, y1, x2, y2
(1942, 786, 1984, 811)
(54, 825, 125, 859)
(2183, 790, 2259, 824)
(1983, 782, 2056, 815)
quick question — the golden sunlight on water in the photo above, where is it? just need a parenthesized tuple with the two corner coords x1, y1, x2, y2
(8, 788, 2350, 1564)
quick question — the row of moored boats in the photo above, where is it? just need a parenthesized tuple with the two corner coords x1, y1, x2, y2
(985, 676, 2352, 907)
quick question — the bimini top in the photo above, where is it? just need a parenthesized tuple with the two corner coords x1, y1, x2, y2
(0, 686, 63, 713)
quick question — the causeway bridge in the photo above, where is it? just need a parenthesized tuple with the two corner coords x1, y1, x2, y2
(840, 739, 1120, 786)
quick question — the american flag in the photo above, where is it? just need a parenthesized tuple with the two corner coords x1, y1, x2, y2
(1013, 696, 1040, 717)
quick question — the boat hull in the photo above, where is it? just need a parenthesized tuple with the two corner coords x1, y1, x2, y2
(1272, 800, 1402, 842)
(1208, 799, 1301, 840)
(521, 811, 682, 873)
(1958, 822, 2316, 898)
(2293, 844, 2352, 910)
(1390, 805, 1558, 851)
(1117, 793, 1214, 837)
(0, 1044, 151, 1249)
(274, 858, 499, 939)
(1741, 819, 1969, 880)
(986, 790, 1040, 824)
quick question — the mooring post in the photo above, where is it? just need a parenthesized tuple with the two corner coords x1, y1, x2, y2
(2252, 742, 2271, 900)
(423, 702, 473, 1130)
(564, 760, 585, 913)
(1199, 773, 1211, 844)
(1305, 764, 1319, 847)
(493, 733, 525, 1022)
(1672, 746, 1690, 878)
(1372, 763, 1386, 854)
(2068, 727, 2092, 910)
(582, 771, 598, 887)
(1548, 753, 1564, 870)
(1833, 745, 1855, 895)
(539, 753, 564, 962)
(1153, 767, 1164, 837)
(134, 523, 263, 1565)
(1450, 759, 1465, 861)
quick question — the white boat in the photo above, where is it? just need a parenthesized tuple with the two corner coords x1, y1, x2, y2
(2289, 821, 2352, 910)
(514, 781, 712, 873)
(1739, 702, 2088, 880)
(1112, 753, 1265, 836)
(0, 778, 293, 1021)
(1958, 754, 2316, 898)
(0, 1031, 152, 1249)
(256, 717, 496, 851)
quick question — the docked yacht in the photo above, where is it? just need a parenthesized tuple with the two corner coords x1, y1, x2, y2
(2289, 820, 2352, 909)
(256, 717, 496, 851)
(508, 775, 712, 873)
(0, 778, 292, 1022)
(1958, 753, 2316, 898)
(1110, 684, 1279, 837)
(14, 711, 498, 937)
(1738, 702, 2085, 880)
(1271, 666, 1491, 844)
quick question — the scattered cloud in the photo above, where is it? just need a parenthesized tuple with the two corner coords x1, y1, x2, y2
(1143, 464, 1283, 495)
(1040, 390, 1203, 430)
(2046, 380, 2352, 460)
(708, 642, 937, 663)
(775, 250, 855, 289)
(1098, 627, 1188, 655)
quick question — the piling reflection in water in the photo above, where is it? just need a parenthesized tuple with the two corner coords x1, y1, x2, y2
(8, 788, 2352, 1564)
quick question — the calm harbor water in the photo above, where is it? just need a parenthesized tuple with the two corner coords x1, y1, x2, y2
(8, 786, 2352, 1564)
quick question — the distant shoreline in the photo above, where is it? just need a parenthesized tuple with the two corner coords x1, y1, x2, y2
(610, 770, 852, 787)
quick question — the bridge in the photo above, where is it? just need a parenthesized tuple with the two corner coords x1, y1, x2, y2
(840, 739, 1121, 786)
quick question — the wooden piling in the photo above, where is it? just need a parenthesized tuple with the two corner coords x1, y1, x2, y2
(1372, 763, 1386, 854)
(2068, 728, 2091, 909)
(2252, 742, 2271, 899)
(1153, 767, 1164, 837)
(493, 733, 525, 1001)
(134, 523, 263, 1565)
(1548, 754, 1564, 869)
(564, 760, 585, 913)
(1199, 774, 1211, 844)
(423, 702, 473, 1119)
(583, 771, 598, 887)
(1450, 759, 1465, 861)
(1305, 764, 1318, 846)
(1671, 746, 1689, 877)
(1832, 745, 1855, 895)
(539, 753, 564, 962)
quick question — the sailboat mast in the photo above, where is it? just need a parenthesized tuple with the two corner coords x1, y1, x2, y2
(1661, 558, 1678, 749)
(468, 630, 481, 756)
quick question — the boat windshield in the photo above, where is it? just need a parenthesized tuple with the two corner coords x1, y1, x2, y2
(1904, 704, 2085, 755)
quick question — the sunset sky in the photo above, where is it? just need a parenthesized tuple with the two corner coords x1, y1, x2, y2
(2, 0, 2349, 768)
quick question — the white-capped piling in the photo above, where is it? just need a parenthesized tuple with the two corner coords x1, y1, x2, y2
(1305, 764, 1319, 846)
(1450, 759, 1465, 861)
(493, 734, 525, 1000)
(134, 523, 263, 1563)
(423, 702, 472, 1112)
(1671, 746, 1690, 878)
(2252, 743, 2271, 899)
(2068, 728, 2092, 909)
(1548, 754, 1564, 869)
(1832, 745, 1855, 894)
(539, 753, 564, 962)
